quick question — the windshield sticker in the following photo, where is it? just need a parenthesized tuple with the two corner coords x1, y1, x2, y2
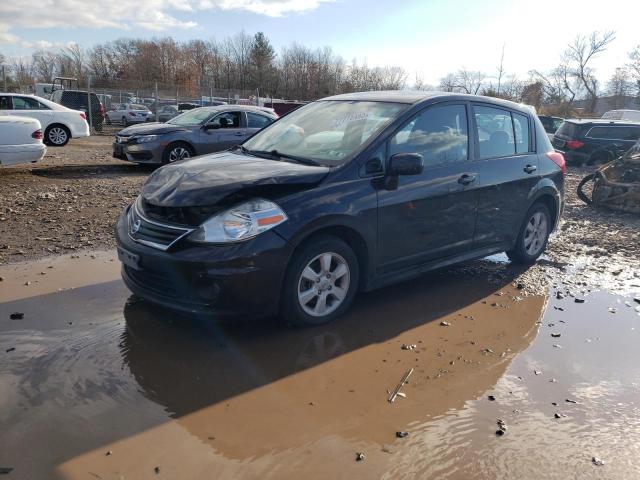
(331, 112, 370, 128)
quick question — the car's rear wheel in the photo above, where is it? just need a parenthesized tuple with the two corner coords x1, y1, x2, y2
(281, 235, 360, 327)
(122, 116, 128, 127)
(162, 142, 194, 164)
(507, 202, 552, 264)
(45, 125, 70, 146)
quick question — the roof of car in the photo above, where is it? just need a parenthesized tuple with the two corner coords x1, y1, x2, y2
(321, 90, 535, 112)
(564, 118, 640, 125)
(195, 105, 277, 116)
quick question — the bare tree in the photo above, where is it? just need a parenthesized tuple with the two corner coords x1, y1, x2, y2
(565, 31, 616, 113)
(627, 45, 640, 96)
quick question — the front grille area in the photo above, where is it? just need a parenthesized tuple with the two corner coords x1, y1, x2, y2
(128, 201, 193, 250)
(140, 198, 222, 226)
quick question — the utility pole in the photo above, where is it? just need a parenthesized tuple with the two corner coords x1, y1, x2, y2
(87, 75, 93, 133)
(2, 65, 6, 92)
(497, 43, 505, 96)
(155, 82, 159, 122)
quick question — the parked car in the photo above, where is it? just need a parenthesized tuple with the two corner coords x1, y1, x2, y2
(552, 119, 640, 165)
(112, 105, 278, 164)
(0, 116, 46, 166)
(538, 115, 564, 135)
(0, 93, 90, 146)
(601, 109, 640, 122)
(105, 104, 153, 126)
(116, 91, 565, 326)
(50, 89, 104, 131)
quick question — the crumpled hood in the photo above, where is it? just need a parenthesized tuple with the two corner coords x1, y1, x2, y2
(118, 122, 188, 136)
(141, 151, 330, 207)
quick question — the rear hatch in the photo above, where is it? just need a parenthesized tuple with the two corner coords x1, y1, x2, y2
(552, 121, 581, 150)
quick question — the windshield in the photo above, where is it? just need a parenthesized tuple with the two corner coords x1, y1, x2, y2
(243, 100, 408, 166)
(167, 108, 212, 126)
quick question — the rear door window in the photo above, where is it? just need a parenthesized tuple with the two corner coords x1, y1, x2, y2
(212, 112, 241, 128)
(12, 96, 46, 110)
(389, 103, 468, 167)
(247, 112, 273, 129)
(474, 106, 515, 159)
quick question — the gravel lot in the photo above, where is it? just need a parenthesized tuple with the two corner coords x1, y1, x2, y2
(1, 135, 638, 292)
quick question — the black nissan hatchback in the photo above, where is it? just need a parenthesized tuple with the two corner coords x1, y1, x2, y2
(116, 91, 565, 326)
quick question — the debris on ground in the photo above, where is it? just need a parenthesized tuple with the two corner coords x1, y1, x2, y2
(576, 153, 640, 214)
(440, 321, 451, 327)
(356, 452, 366, 462)
(592, 456, 605, 466)
(488, 395, 496, 401)
(401, 344, 417, 350)
(5, 347, 15, 353)
(396, 431, 409, 438)
(551, 333, 562, 338)
(9, 312, 24, 320)
(495, 419, 507, 436)
(388, 368, 413, 403)
(154, 466, 160, 474)
(0, 467, 14, 475)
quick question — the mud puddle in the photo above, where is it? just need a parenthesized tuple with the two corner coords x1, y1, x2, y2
(0, 255, 639, 479)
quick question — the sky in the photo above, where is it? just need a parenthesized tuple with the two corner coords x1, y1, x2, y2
(0, 0, 638, 85)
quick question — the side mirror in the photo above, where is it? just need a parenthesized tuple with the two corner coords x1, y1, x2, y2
(204, 123, 221, 130)
(387, 153, 423, 176)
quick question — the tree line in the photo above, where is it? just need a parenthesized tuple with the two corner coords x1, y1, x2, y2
(1, 30, 639, 113)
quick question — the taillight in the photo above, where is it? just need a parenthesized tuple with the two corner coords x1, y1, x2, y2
(128, 112, 136, 116)
(79, 112, 87, 120)
(546, 151, 566, 174)
(99, 104, 105, 117)
(565, 140, 584, 150)
(31, 129, 43, 140)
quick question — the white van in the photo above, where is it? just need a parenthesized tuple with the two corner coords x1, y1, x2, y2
(0, 116, 47, 166)
(601, 110, 640, 122)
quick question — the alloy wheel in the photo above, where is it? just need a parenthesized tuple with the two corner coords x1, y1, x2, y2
(168, 147, 191, 162)
(297, 252, 350, 317)
(523, 211, 548, 256)
(48, 127, 68, 145)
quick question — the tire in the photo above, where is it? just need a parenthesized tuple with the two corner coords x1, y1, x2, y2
(506, 203, 552, 264)
(281, 235, 360, 327)
(105, 115, 111, 125)
(44, 125, 70, 146)
(162, 142, 194, 164)
(122, 116, 128, 127)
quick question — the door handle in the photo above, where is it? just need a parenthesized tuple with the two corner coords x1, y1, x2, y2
(234, 131, 245, 136)
(458, 173, 476, 185)
(524, 164, 537, 174)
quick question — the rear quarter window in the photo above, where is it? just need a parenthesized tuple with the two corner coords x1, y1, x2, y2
(586, 126, 640, 140)
(555, 122, 578, 138)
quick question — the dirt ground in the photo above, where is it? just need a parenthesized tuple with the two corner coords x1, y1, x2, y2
(1, 136, 640, 479)
(1, 135, 638, 294)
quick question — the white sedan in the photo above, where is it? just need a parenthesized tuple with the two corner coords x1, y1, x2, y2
(0, 93, 89, 146)
(0, 116, 47, 166)
(105, 104, 153, 126)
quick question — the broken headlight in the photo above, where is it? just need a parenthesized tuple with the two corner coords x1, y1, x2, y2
(189, 199, 287, 243)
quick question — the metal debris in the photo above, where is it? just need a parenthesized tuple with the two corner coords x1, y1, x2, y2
(388, 368, 413, 403)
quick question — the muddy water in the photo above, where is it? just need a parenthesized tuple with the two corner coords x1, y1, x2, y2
(0, 256, 639, 479)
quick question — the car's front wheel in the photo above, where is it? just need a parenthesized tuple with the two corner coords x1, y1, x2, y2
(45, 125, 70, 146)
(281, 235, 360, 327)
(162, 142, 194, 164)
(507, 202, 552, 264)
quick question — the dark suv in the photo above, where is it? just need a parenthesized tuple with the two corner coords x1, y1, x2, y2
(116, 91, 565, 326)
(552, 119, 640, 165)
(50, 89, 104, 130)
